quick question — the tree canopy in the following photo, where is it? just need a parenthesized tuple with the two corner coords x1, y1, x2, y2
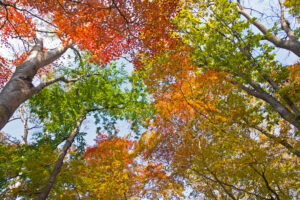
(0, 0, 299, 199)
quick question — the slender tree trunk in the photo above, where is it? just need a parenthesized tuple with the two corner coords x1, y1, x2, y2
(19, 105, 29, 145)
(0, 39, 70, 130)
(38, 115, 86, 200)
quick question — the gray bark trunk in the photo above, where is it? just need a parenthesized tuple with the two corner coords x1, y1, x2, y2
(0, 39, 70, 130)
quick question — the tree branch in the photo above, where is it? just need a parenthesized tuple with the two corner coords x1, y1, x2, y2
(278, 0, 297, 41)
(234, 82, 300, 129)
(249, 164, 280, 200)
(38, 114, 86, 200)
(41, 41, 72, 67)
(262, 74, 300, 116)
(19, 105, 29, 145)
(32, 73, 102, 94)
(252, 125, 300, 157)
(0, 1, 57, 28)
(187, 166, 267, 200)
(237, 1, 300, 57)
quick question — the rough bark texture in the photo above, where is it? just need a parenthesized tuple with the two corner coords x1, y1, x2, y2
(0, 39, 70, 130)
(38, 115, 85, 200)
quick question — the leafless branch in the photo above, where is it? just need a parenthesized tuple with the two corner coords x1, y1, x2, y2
(237, 1, 300, 57)
(70, 45, 83, 64)
(7, 117, 21, 123)
(19, 105, 29, 145)
(111, 0, 134, 37)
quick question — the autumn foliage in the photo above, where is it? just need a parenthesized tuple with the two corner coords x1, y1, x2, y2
(136, 47, 299, 199)
(0, 0, 181, 86)
(0, 0, 299, 199)
(53, 133, 183, 199)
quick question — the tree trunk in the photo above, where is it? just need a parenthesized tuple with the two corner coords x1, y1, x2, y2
(38, 115, 85, 200)
(0, 39, 70, 130)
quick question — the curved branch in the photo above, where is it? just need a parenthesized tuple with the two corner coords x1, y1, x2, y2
(187, 166, 268, 200)
(236, 82, 300, 129)
(262, 74, 300, 116)
(0, 1, 57, 28)
(249, 164, 280, 200)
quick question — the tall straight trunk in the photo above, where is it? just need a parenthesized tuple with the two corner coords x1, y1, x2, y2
(0, 39, 70, 130)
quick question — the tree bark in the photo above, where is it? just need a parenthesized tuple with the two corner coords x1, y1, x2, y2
(0, 39, 70, 130)
(38, 115, 86, 200)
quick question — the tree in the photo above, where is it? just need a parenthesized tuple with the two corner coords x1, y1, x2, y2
(178, 0, 299, 129)
(65, 133, 183, 200)
(137, 65, 299, 199)
(0, 60, 154, 199)
(1, 0, 299, 199)
(139, 0, 299, 153)
(0, 1, 181, 198)
(135, 0, 299, 199)
(76, 134, 142, 199)
(0, 0, 181, 130)
(139, 114, 299, 199)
